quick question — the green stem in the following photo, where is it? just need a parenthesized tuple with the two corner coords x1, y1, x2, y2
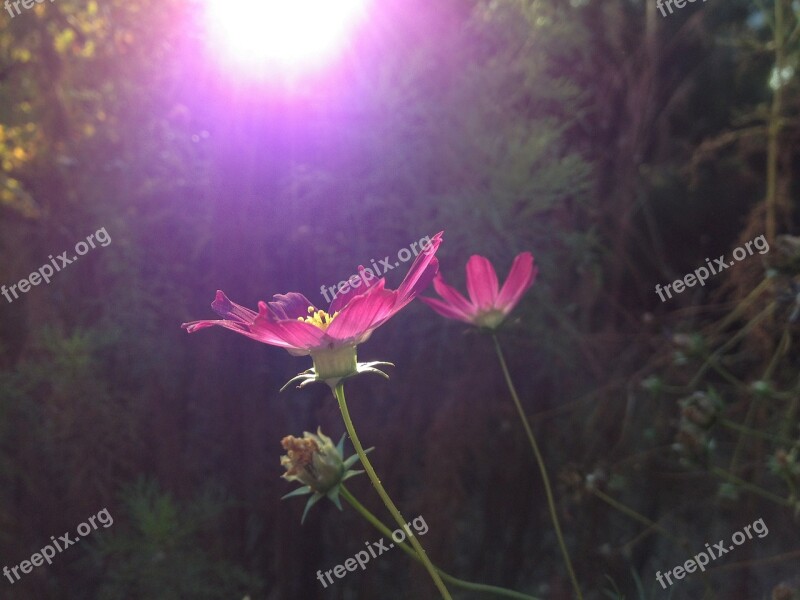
(709, 278, 771, 335)
(689, 302, 774, 389)
(340, 485, 541, 600)
(588, 487, 715, 595)
(729, 328, 789, 471)
(718, 417, 796, 446)
(707, 360, 745, 387)
(492, 335, 583, 600)
(710, 465, 793, 507)
(588, 487, 677, 544)
(781, 376, 800, 439)
(333, 383, 452, 600)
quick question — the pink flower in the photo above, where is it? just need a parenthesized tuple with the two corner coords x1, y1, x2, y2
(182, 232, 443, 384)
(420, 252, 536, 329)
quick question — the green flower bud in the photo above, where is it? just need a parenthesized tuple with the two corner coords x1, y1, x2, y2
(280, 428, 368, 523)
(281, 429, 344, 494)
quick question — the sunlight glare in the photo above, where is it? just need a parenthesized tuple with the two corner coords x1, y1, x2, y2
(205, 0, 369, 74)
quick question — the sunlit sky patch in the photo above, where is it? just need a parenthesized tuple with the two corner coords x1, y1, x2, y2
(204, 0, 371, 78)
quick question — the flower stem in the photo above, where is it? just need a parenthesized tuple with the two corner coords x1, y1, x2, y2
(333, 382, 452, 600)
(719, 417, 796, 446)
(492, 334, 583, 600)
(588, 487, 715, 596)
(710, 465, 794, 508)
(340, 485, 541, 600)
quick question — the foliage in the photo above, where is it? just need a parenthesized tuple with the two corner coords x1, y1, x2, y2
(0, 0, 798, 597)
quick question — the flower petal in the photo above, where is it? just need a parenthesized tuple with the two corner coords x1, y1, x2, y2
(418, 296, 474, 324)
(431, 272, 475, 316)
(184, 292, 319, 351)
(393, 258, 438, 313)
(394, 231, 443, 306)
(329, 266, 383, 314)
(182, 317, 289, 347)
(496, 252, 537, 313)
(210, 290, 258, 324)
(268, 293, 318, 320)
(181, 319, 229, 334)
(252, 302, 327, 351)
(465, 255, 500, 310)
(326, 281, 397, 340)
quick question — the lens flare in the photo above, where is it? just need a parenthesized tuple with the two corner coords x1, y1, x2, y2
(205, 0, 369, 75)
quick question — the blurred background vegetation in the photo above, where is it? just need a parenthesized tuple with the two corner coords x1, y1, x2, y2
(0, 0, 798, 598)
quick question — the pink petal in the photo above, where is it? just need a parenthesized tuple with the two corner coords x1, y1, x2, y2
(395, 231, 443, 305)
(418, 296, 474, 324)
(326, 281, 397, 340)
(268, 293, 318, 320)
(393, 258, 439, 312)
(496, 252, 536, 313)
(329, 266, 383, 314)
(253, 301, 327, 350)
(182, 318, 294, 348)
(182, 319, 225, 334)
(431, 272, 475, 316)
(210, 290, 258, 324)
(465, 255, 499, 309)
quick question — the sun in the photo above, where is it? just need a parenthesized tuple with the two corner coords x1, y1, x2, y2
(204, 0, 370, 76)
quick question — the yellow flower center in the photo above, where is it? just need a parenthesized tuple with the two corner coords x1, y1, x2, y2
(297, 306, 338, 330)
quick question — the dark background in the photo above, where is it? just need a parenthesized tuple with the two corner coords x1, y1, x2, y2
(1, 0, 799, 598)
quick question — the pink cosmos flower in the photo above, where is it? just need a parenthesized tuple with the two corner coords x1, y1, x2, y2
(182, 232, 443, 385)
(420, 252, 536, 329)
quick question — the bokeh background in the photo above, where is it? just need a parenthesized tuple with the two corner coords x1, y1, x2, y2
(1, 0, 799, 598)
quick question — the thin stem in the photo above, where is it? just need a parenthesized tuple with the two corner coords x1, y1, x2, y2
(492, 335, 583, 600)
(710, 465, 793, 507)
(780, 374, 800, 439)
(689, 302, 774, 388)
(709, 278, 771, 335)
(707, 360, 745, 387)
(588, 487, 676, 543)
(333, 383, 452, 600)
(729, 328, 789, 471)
(340, 485, 541, 600)
(765, 0, 787, 243)
(588, 487, 715, 595)
(719, 417, 796, 446)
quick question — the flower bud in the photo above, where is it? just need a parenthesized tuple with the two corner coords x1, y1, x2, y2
(281, 429, 344, 494)
(280, 428, 367, 523)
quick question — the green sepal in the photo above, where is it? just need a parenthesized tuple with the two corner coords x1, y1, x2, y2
(280, 361, 395, 392)
(343, 448, 372, 471)
(301, 493, 324, 524)
(327, 486, 343, 511)
(341, 469, 364, 481)
(281, 485, 312, 500)
(280, 369, 319, 392)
